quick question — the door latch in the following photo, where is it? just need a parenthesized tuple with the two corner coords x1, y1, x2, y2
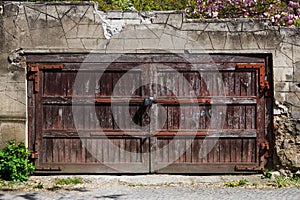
(144, 97, 154, 106)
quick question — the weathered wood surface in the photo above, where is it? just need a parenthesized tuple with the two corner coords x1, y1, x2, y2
(28, 54, 268, 173)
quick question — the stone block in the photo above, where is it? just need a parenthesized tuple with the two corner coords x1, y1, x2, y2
(79, 6, 95, 25)
(227, 21, 242, 32)
(47, 27, 68, 49)
(194, 32, 213, 50)
(274, 92, 286, 102)
(61, 17, 77, 33)
(124, 39, 142, 50)
(273, 67, 293, 82)
(290, 82, 300, 92)
(164, 25, 188, 40)
(275, 82, 289, 92)
(55, 5, 72, 19)
(125, 19, 141, 25)
(0, 122, 26, 149)
(107, 11, 122, 19)
(30, 29, 48, 48)
(292, 106, 300, 119)
(210, 32, 227, 50)
(167, 13, 183, 29)
(293, 45, 300, 63)
(240, 32, 259, 49)
(224, 33, 242, 50)
(206, 22, 229, 32)
(135, 28, 157, 39)
(294, 63, 300, 81)
(286, 93, 300, 106)
(173, 36, 186, 50)
(265, 30, 283, 49)
(123, 12, 139, 19)
(158, 34, 174, 49)
(47, 5, 59, 19)
(81, 39, 98, 49)
(242, 21, 266, 32)
(67, 38, 84, 49)
(106, 39, 124, 50)
(279, 42, 293, 60)
(141, 39, 160, 49)
(152, 13, 169, 24)
(97, 39, 109, 49)
(77, 24, 99, 38)
(181, 23, 208, 31)
(253, 31, 267, 49)
(273, 51, 293, 68)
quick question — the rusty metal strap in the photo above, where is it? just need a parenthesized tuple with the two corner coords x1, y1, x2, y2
(27, 64, 63, 93)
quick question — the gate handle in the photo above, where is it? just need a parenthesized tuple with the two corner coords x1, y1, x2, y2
(144, 97, 154, 106)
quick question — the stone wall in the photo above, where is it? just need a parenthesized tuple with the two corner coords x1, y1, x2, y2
(1, 1, 300, 171)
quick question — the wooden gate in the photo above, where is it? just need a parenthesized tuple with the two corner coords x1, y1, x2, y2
(27, 54, 271, 173)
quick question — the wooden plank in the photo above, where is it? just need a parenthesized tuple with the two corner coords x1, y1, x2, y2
(25, 53, 265, 64)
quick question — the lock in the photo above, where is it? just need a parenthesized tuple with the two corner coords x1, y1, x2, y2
(144, 97, 154, 106)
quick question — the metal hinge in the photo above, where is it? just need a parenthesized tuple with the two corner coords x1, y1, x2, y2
(236, 64, 270, 96)
(27, 64, 63, 93)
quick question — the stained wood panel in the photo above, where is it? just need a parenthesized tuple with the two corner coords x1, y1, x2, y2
(27, 53, 270, 173)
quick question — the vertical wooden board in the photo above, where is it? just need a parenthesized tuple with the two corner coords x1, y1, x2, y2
(228, 72, 235, 96)
(212, 139, 220, 163)
(176, 139, 186, 163)
(43, 105, 52, 130)
(98, 72, 112, 96)
(224, 139, 231, 163)
(52, 139, 59, 163)
(45, 139, 53, 163)
(201, 72, 211, 96)
(206, 139, 214, 163)
(242, 139, 249, 162)
(64, 105, 75, 130)
(79, 139, 86, 163)
(66, 72, 77, 96)
(222, 72, 229, 96)
(168, 106, 180, 130)
(70, 139, 77, 163)
(112, 72, 124, 96)
(230, 139, 237, 162)
(97, 105, 113, 130)
(112, 139, 120, 163)
(130, 139, 137, 162)
(95, 139, 103, 163)
(233, 106, 240, 129)
(167, 138, 175, 163)
(58, 139, 65, 163)
(64, 139, 71, 163)
(191, 138, 201, 163)
(184, 138, 192, 163)
(86, 139, 93, 163)
(205, 105, 212, 129)
(219, 139, 225, 163)
(239, 72, 247, 96)
(239, 106, 246, 129)
(102, 139, 109, 163)
(234, 72, 241, 96)
(235, 139, 243, 162)
(119, 138, 126, 163)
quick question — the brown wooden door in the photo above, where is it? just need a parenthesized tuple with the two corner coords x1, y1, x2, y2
(27, 54, 270, 173)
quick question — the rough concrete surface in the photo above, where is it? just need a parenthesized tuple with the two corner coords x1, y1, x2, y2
(0, 175, 300, 200)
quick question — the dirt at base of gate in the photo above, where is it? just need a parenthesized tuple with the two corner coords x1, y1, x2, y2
(0, 174, 294, 192)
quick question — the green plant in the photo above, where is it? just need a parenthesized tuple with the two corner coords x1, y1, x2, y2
(34, 182, 44, 189)
(224, 179, 249, 187)
(55, 178, 83, 185)
(262, 169, 274, 179)
(0, 140, 35, 182)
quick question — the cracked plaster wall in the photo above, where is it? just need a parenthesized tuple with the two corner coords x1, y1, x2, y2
(1, 1, 300, 170)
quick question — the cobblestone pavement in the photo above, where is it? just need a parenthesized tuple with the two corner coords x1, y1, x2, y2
(0, 175, 300, 200)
